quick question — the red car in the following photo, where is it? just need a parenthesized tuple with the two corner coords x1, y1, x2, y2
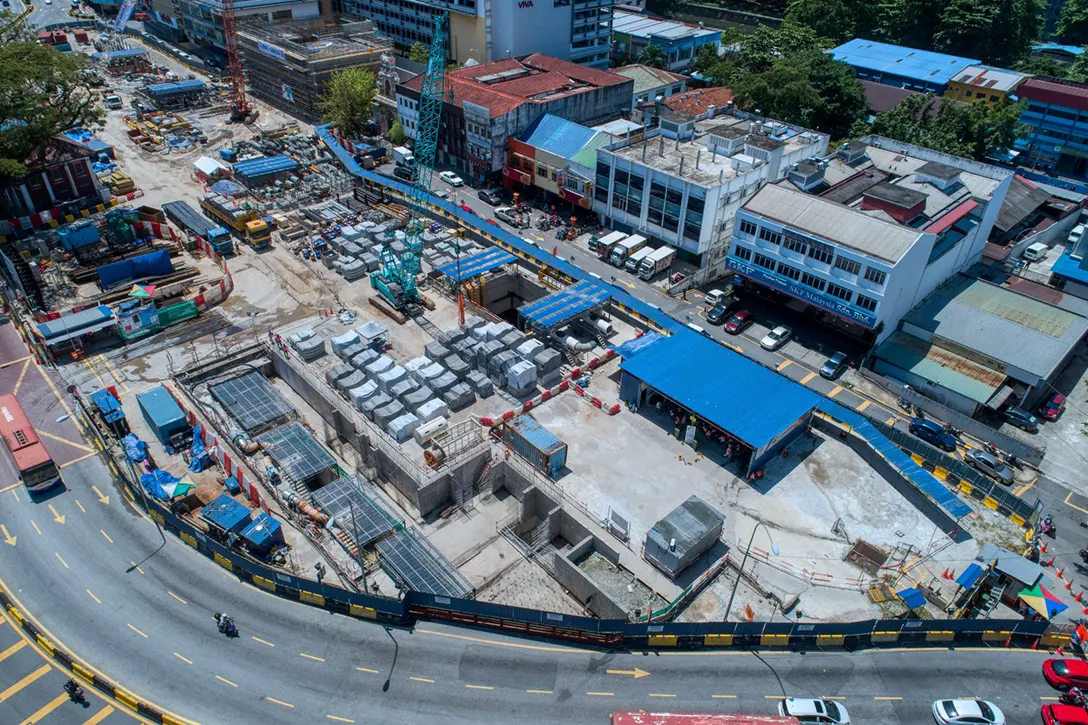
(1044, 659, 1088, 691)
(458, 204, 477, 216)
(724, 309, 752, 334)
(1039, 393, 1066, 422)
(1042, 704, 1088, 725)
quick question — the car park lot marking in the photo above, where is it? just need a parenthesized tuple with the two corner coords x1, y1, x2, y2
(828, 386, 843, 398)
(800, 372, 816, 384)
(856, 400, 870, 412)
(776, 360, 792, 372)
(1065, 491, 1088, 515)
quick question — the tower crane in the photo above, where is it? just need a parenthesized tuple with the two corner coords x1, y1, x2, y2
(218, 0, 253, 122)
(370, 12, 448, 311)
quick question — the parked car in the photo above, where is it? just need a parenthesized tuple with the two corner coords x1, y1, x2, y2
(819, 352, 849, 380)
(1002, 406, 1039, 433)
(964, 448, 1014, 485)
(1042, 704, 1088, 725)
(393, 165, 415, 182)
(707, 299, 737, 325)
(432, 189, 450, 200)
(724, 310, 752, 335)
(778, 698, 850, 724)
(760, 325, 792, 351)
(931, 699, 1005, 724)
(704, 288, 727, 308)
(439, 171, 464, 186)
(1039, 393, 1067, 422)
(1044, 659, 1088, 691)
(477, 189, 502, 205)
(908, 417, 957, 452)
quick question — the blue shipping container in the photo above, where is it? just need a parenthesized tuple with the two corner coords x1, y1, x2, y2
(200, 494, 251, 534)
(136, 386, 187, 445)
(240, 513, 283, 556)
(502, 415, 567, 478)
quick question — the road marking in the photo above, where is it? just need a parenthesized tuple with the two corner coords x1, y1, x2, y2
(37, 430, 92, 454)
(98, 355, 130, 393)
(0, 354, 31, 370)
(0, 482, 19, 494)
(1065, 491, 1088, 515)
(100, 529, 113, 544)
(526, 689, 553, 695)
(81, 705, 115, 725)
(410, 677, 435, 684)
(327, 716, 355, 724)
(355, 666, 378, 674)
(799, 372, 816, 384)
(606, 667, 650, 678)
(0, 640, 27, 662)
(18, 691, 68, 724)
(127, 624, 148, 639)
(828, 385, 843, 398)
(776, 360, 792, 372)
(129, 561, 144, 575)
(266, 697, 294, 708)
(586, 692, 614, 697)
(91, 485, 110, 505)
(649, 693, 676, 698)
(74, 499, 86, 513)
(0, 664, 50, 701)
(711, 695, 737, 699)
(11, 358, 31, 396)
(300, 652, 325, 662)
(54, 552, 68, 569)
(47, 504, 65, 525)
(34, 361, 76, 423)
(764, 696, 784, 699)
(1041, 696, 1061, 701)
(85, 590, 101, 605)
(216, 675, 238, 687)
(874, 696, 903, 701)
(1, 524, 15, 546)
(856, 400, 871, 412)
(29, 520, 39, 536)
(465, 684, 493, 690)
(60, 452, 98, 469)
(173, 653, 192, 665)
(83, 357, 107, 389)
(823, 696, 847, 700)
(168, 591, 187, 605)
(1013, 481, 1036, 497)
(252, 636, 274, 647)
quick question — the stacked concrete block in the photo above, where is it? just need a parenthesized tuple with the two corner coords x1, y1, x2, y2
(404, 385, 434, 413)
(330, 331, 359, 357)
(360, 252, 380, 271)
(418, 362, 445, 386)
(336, 370, 366, 394)
(451, 337, 476, 361)
(387, 413, 421, 444)
(361, 392, 392, 420)
(465, 370, 493, 398)
(374, 400, 406, 430)
(499, 328, 526, 352)
(463, 315, 485, 334)
(443, 383, 475, 411)
(506, 360, 537, 397)
(341, 260, 367, 281)
(416, 398, 449, 424)
(424, 342, 450, 362)
(404, 356, 431, 382)
(295, 337, 326, 361)
(484, 322, 512, 342)
(535, 349, 564, 388)
(341, 225, 363, 242)
(437, 328, 465, 348)
(431, 371, 458, 396)
(339, 342, 365, 362)
(349, 380, 379, 409)
(377, 365, 407, 393)
(489, 350, 518, 385)
(351, 349, 379, 371)
(342, 241, 363, 258)
(476, 340, 504, 371)
(516, 339, 545, 363)
(287, 328, 315, 348)
(325, 363, 354, 386)
(390, 378, 419, 401)
(443, 354, 471, 380)
(364, 355, 395, 379)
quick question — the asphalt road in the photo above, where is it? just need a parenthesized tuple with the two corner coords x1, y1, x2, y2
(26, 0, 76, 29)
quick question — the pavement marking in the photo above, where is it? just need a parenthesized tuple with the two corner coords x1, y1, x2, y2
(11, 358, 31, 396)
(97, 355, 129, 393)
(415, 627, 592, 654)
(828, 385, 843, 398)
(1013, 480, 1036, 497)
(0, 664, 51, 701)
(173, 653, 192, 665)
(606, 667, 650, 678)
(74, 499, 86, 513)
(410, 676, 435, 684)
(82, 706, 115, 724)
(355, 666, 378, 674)
(586, 692, 614, 697)
(823, 696, 846, 700)
(764, 696, 784, 699)
(18, 691, 68, 724)
(1065, 491, 1088, 515)
(1041, 696, 1061, 701)
(129, 561, 144, 575)
(54, 552, 68, 569)
(0, 640, 27, 662)
(47, 504, 65, 525)
(300, 652, 325, 662)
(799, 372, 816, 384)
(85, 589, 101, 605)
(216, 675, 238, 687)
(91, 485, 110, 505)
(37, 430, 93, 454)
(100, 529, 113, 544)
(1, 524, 15, 546)
(126, 624, 148, 639)
(856, 400, 871, 412)
(60, 451, 98, 469)
(34, 361, 76, 424)
(252, 636, 275, 647)
(874, 696, 903, 701)
(776, 360, 792, 372)
(266, 697, 295, 708)
(465, 684, 493, 690)
(526, 689, 553, 695)
(0, 354, 31, 370)
(0, 482, 21, 494)
(711, 695, 737, 699)
(168, 591, 187, 605)
(648, 693, 676, 698)
(83, 357, 107, 389)
(29, 520, 39, 536)
(326, 716, 355, 724)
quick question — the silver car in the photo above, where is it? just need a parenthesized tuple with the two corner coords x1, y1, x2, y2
(964, 448, 1014, 485)
(760, 325, 792, 351)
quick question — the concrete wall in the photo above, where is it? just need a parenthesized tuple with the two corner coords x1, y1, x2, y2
(552, 536, 628, 619)
(491, 0, 572, 62)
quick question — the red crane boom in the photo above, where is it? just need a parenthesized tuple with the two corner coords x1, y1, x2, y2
(219, 0, 251, 121)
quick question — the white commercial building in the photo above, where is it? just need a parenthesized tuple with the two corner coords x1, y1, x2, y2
(725, 136, 1013, 343)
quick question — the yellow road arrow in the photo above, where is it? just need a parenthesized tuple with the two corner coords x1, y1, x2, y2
(606, 667, 650, 679)
(47, 504, 65, 525)
(91, 485, 110, 505)
(0, 525, 14, 546)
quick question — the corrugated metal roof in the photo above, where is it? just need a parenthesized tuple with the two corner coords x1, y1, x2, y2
(436, 248, 514, 283)
(145, 79, 206, 97)
(612, 10, 720, 42)
(620, 333, 819, 450)
(520, 114, 599, 161)
(37, 305, 113, 340)
(92, 48, 147, 60)
(743, 183, 923, 263)
(200, 493, 251, 533)
(829, 39, 979, 85)
(646, 495, 723, 557)
(613, 64, 687, 96)
(506, 415, 566, 455)
(1017, 77, 1088, 112)
(904, 275, 1088, 379)
(994, 176, 1050, 233)
(873, 332, 1005, 405)
(949, 65, 1028, 94)
(232, 155, 300, 179)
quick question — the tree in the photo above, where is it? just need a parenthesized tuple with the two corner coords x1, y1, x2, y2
(870, 94, 1027, 161)
(388, 120, 405, 146)
(1058, 0, 1088, 45)
(1014, 55, 1068, 78)
(785, 0, 873, 44)
(646, 0, 681, 16)
(0, 42, 102, 178)
(639, 44, 667, 69)
(408, 41, 429, 64)
(1067, 52, 1088, 83)
(319, 67, 378, 140)
(872, 0, 945, 49)
(932, 0, 1041, 67)
(694, 42, 720, 75)
(729, 22, 826, 74)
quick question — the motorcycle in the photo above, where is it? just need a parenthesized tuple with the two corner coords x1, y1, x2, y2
(944, 422, 963, 438)
(1059, 691, 1086, 707)
(1041, 515, 1056, 538)
(214, 612, 238, 637)
(64, 679, 86, 703)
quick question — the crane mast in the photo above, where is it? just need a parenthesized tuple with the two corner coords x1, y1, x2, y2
(219, 0, 252, 121)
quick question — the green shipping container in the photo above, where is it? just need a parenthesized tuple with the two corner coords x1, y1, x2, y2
(158, 300, 198, 328)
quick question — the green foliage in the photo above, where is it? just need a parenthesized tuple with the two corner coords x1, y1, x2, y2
(646, 0, 681, 16)
(694, 43, 720, 75)
(318, 67, 378, 140)
(408, 42, 429, 64)
(388, 120, 405, 146)
(1058, 0, 1088, 45)
(785, 0, 873, 44)
(932, 0, 1041, 67)
(639, 44, 667, 70)
(870, 94, 1027, 161)
(0, 42, 102, 178)
(872, 0, 945, 48)
(1014, 56, 1068, 78)
(1067, 52, 1088, 83)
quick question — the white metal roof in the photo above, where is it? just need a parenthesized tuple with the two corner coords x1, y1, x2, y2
(612, 10, 719, 42)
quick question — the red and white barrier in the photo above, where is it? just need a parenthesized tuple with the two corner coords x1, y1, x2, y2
(0, 190, 145, 242)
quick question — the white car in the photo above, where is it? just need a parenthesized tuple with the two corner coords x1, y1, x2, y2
(432, 189, 450, 200)
(760, 325, 792, 351)
(778, 698, 850, 724)
(438, 171, 464, 187)
(931, 699, 1005, 725)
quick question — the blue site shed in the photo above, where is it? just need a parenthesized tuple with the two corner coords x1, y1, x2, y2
(241, 513, 284, 557)
(200, 494, 251, 535)
(232, 155, 299, 186)
(136, 386, 188, 446)
(501, 415, 567, 478)
(144, 79, 206, 99)
(97, 248, 173, 290)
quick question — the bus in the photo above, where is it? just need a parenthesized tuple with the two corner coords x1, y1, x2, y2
(0, 394, 62, 493)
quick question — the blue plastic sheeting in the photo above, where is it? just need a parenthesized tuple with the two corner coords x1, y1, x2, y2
(829, 39, 979, 86)
(897, 587, 926, 610)
(200, 493, 251, 533)
(57, 223, 100, 251)
(91, 48, 147, 60)
(956, 563, 985, 589)
(122, 433, 148, 462)
(519, 114, 597, 161)
(97, 248, 174, 289)
(1051, 246, 1088, 285)
(437, 248, 515, 283)
(620, 333, 820, 451)
(89, 389, 125, 424)
(209, 179, 245, 196)
(141, 469, 179, 502)
(145, 79, 206, 97)
(232, 155, 299, 181)
(520, 280, 611, 330)
(611, 331, 665, 360)
(189, 426, 212, 473)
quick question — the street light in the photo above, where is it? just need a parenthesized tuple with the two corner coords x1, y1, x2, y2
(724, 522, 779, 622)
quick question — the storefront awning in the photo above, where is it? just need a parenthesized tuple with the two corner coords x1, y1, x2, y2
(504, 166, 530, 184)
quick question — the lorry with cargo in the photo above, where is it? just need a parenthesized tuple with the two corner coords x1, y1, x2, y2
(200, 194, 271, 250)
(393, 146, 415, 167)
(609, 234, 647, 267)
(624, 245, 653, 274)
(638, 246, 676, 280)
(589, 230, 625, 257)
(163, 200, 234, 255)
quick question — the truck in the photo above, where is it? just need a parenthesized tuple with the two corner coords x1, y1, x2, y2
(199, 194, 271, 250)
(609, 234, 647, 267)
(162, 200, 234, 255)
(589, 230, 625, 257)
(104, 94, 123, 109)
(624, 245, 653, 274)
(638, 246, 676, 280)
(393, 146, 415, 167)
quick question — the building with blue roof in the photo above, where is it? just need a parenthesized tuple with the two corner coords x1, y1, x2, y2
(828, 39, 980, 95)
(232, 155, 300, 186)
(506, 114, 610, 210)
(1050, 236, 1088, 299)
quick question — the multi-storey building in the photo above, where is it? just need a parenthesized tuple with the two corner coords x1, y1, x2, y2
(828, 39, 979, 95)
(944, 66, 1029, 106)
(176, 0, 319, 55)
(610, 10, 720, 74)
(724, 137, 1013, 343)
(505, 114, 610, 210)
(1014, 76, 1088, 180)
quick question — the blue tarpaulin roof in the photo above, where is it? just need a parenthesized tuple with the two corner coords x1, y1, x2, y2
(145, 79, 206, 97)
(437, 248, 515, 283)
(1051, 247, 1088, 285)
(829, 39, 979, 86)
(520, 280, 611, 330)
(92, 48, 147, 60)
(956, 562, 985, 589)
(89, 389, 125, 424)
(520, 114, 598, 161)
(232, 155, 299, 181)
(897, 587, 926, 610)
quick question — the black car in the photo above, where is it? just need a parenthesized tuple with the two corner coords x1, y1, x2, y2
(1002, 406, 1039, 433)
(819, 351, 849, 380)
(706, 301, 733, 325)
(393, 165, 416, 182)
(477, 189, 503, 205)
(908, 417, 958, 452)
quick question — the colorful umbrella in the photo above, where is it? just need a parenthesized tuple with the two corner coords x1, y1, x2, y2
(128, 284, 155, 298)
(1018, 583, 1067, 619)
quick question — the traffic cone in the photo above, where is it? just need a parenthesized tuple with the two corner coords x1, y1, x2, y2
(1041, 541, 1049, 554)
(1065, 578, 1074, 590)
(948, 569, 955, 581)
(1046, 557, 1056, 567)
(1057, 645, 1065, 656)
(1004, 636, 1012, 648)
(1075, 591, 1084, 603)
(1057, 567, 1065, 579)
(941, 568, 949, 579)
(1032, 638, 1039, 650)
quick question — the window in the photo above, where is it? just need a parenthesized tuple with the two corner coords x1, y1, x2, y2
(777, 262, 800, 281)
(271, 9, 291, 20)
(759, 227, 782, 246)
(834, 257, 861, 275)
(827, 283, 852, 302)
(864, 267, 887, 285)
(965, 90, 973, 98)
(783, 236, 807, 255)
(739, 219, 757, 237)
(856, 295, 878, 312)
(800, 272, 826, 292)
(807, 240, 834, 265)
(753, 253, 776, 270)
(733, 245, 752, 261)
(683, 222, 701, 241)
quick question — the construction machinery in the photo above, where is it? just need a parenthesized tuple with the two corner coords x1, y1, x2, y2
(218, 0, 254, 123)
(200, 194, 271, 249)
(370, 13, 447, 311)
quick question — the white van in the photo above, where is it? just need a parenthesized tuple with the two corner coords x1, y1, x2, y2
(704, 289, 726, 308)
(1024, 242, 1049, 263)
(1068, 224, 1085, 246)
(686, 323, 711, 337)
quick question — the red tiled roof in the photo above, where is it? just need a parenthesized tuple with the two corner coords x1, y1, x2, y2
(1017, 77, 1088, 112)
(450, 58, 524, 82)
(613, 64, 687, 86)
(520, 53, 629, 87)
(400, 75, 525, 117)
(661, 86, 733, 116)
(492, 71, 582, 99)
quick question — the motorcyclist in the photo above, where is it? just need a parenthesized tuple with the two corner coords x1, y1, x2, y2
(1062, 686, 1085, 706)
(64, 678, 84, 699)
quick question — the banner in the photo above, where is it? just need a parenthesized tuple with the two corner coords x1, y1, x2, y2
(258, 41, 286, 61)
